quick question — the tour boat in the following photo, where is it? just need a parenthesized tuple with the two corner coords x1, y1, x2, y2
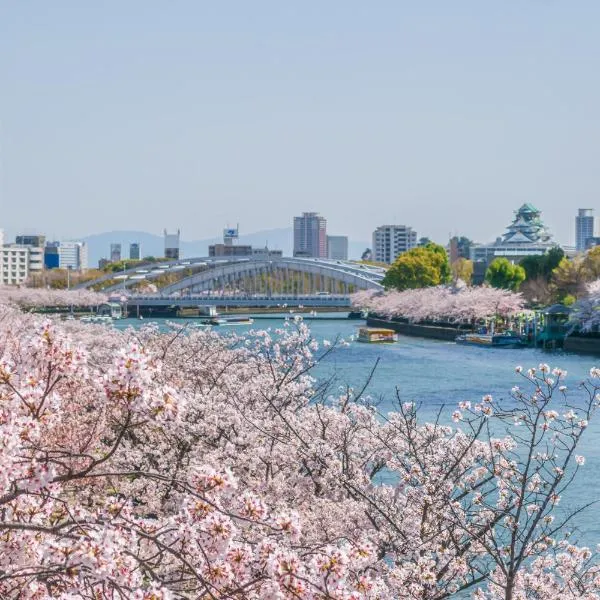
(357, 327, 398, 343)
(455, 332, 526, 348)
(208, 317, 254, 326)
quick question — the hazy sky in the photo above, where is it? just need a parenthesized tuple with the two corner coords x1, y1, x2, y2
(2, 1, 599, 246)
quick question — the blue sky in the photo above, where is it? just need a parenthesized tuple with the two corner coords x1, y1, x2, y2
(1, 1, 599, 246)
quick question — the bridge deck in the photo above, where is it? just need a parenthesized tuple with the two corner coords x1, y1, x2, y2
(122, 294, 352, 308)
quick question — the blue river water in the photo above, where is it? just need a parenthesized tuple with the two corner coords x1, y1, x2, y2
(115, 314, 600, 547)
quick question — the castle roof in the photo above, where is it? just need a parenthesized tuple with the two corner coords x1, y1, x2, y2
(500, 204, 552, 245)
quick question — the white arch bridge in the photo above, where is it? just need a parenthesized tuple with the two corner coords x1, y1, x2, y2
(79, 256, 386, 299)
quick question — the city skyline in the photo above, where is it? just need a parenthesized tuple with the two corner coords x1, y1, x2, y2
(2, 2, 600, 246)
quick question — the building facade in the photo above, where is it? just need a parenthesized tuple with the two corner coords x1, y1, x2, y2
(252, 247, 283, 258)
(1, 246, 43, 285)
(327, 235, 349, 260)
(372, 225, 417, 264)
(0, 233, 44, 285)
(59, 242, 88, 270)
(576, 209, 595, 252)
(293, 213, 327, 258)
(44, 241, 88, 271)
(130, 243, 141, 260)
(209, 244, 253, 257)
(164, 230, 180, 260)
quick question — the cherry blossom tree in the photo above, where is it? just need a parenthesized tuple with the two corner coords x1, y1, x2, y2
(0, 300, 599, 599)
(0, 286, 107, 308)
(569, 279, 600, 333)
(352, 286, 525, 324)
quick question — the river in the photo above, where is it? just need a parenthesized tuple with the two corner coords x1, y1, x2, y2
(114, 314, 600, 547)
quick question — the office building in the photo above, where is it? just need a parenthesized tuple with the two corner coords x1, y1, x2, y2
(110, 243, 122, 263)
(576, 209, 595, 252)
(327, 235, 348, 260)
(44, 241, 88, 271)
(293, 212, 327, 258)
(164, 229, 180, 260)
(44, 242, 60, 269)
(372, 225, 418, 264)
(59, 241, 88, 270)
(130, 243, 141, 260)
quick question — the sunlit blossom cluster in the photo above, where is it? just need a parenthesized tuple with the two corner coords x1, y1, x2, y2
(352, 284, 526, 323)
(0, 285, 107, 308)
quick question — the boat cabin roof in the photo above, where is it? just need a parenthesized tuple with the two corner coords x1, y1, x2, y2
(359, 327, 396, 334)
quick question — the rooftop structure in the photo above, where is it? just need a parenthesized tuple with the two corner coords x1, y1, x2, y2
(16, 234, 46, 247)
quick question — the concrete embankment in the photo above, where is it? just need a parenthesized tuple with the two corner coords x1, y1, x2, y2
(366, 317, 467, 341)
(564, 336, 600, 356)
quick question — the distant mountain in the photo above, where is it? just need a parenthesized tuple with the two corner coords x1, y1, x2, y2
(83, 228, 369, 267)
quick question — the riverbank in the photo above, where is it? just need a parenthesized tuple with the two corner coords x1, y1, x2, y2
(366, 317, 468, 341)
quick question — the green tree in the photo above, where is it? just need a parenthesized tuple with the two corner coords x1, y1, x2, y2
(383, 245, 450, 290)
(520, 246, 564, 281)
(484, 258, 526, 291)
(582, 246, 600, 279)
(425, 242, 451, 284)
(550, 257, 587, 300)
(451, 257, 474, 285)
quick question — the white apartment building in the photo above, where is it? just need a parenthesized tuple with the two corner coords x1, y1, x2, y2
(1, 245, 43, 285)
(372, 225, 417, 264)
(327, 235, 348, 260)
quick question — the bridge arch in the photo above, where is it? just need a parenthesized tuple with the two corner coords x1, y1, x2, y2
(159, 257, 384, 295)
(86, 256, 385, 294)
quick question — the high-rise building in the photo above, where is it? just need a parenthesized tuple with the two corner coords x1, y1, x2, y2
(130, 243, 141, 260)
(293, 212, 327, 258)
(164, 229, 180, 260)
(110, 243, 122, 263)
(327, 235, 348, 260)
(576, 209, 595, 252)
(372, 225, 417, 264)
